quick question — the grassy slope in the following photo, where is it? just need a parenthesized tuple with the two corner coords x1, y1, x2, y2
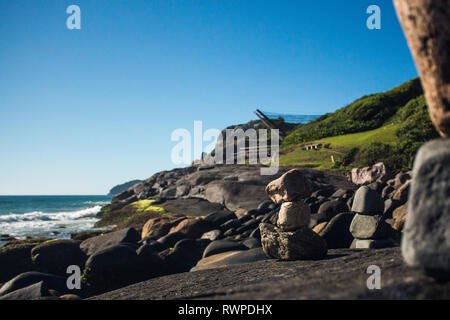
(279, 123, 399, 170)
(279, 77, 438, 172)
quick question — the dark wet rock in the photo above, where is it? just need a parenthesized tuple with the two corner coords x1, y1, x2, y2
(80, 228, 141, 257)
(311, 188, 335, 198)
(203, 210, 236, 227)
(159, 239, 209, 274)
(367, 181, 384, 193)
(0, 281, 48, 300)
(31, 240, 86, 276)
(330, 188, 354, 199)
(319, 212, 355, 249)
(71, 230, 108, 241)
(243, 237, 261, 249)
(83, 244, 145, 295)
(157, 232, 187, 250)
(257, 200, 273, 214)
(349, 214, 391, 240)
(236, 219, 260, 234)
(201, 230, 223, 241)
(202, 240, 248, 258)
(317, 200, 348, 220)
(169, 218, 214, 239)
(351, 186, 384, 216)
(0, 272, 69, 297)
(249, 227, 261, 240)
(0, 238, 52, 283)
(308, 212, 328, 229)
(237, 214, 253, 224)
(402, 139, 450, 281)
(259, 223, 327, 260)
(382, 185, 395, 199)
(384, 199, 401, 219)
(219, 219, 241, 232)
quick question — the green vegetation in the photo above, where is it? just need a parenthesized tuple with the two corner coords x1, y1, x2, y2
(283, 78, 423, 145)
(279, 78, 439, 173)
(95, 200, 171, 230)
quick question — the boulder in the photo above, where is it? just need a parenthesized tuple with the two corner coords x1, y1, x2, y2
(243, 238, 261, 249)
(191, 248, 269, 272)
(0, 281, 48, 300)
(0, 239, 49, 283)
(349, 214, 391, 240)
(351, 186, 384, 216)
(80, 228, 141, 256)
(265, 169, 312, 204)
(169, 218, 214, 239)
(317, 199, 348, 220)
(159, 239, 209, 274)
(351, 162, 392, 185)
(382, 185, 395, 199)
(203, 210, 236, 227)
(383, 199, 401, 219)
(141, 216, 185, 240)
(312, 222, 328, 234)
(219, 219, 241, 232)
(392, 180, 411, 204)
(319, 212, 355, 249)
(277, 201, 310, 231)
(257, 200, 273, 214)
(31, 240, 87, 276)
(0, 272, 69, 297)
(202, 239, 248, 258)
(235, 219, 260, 234)
(330, 188, 354, 199)
(401, 139, 450, 280)
(83, 244, 143, 295)
(392, 205, 408, 231)
(201, 229, 223, 241)
(259, 223, 327, 260)
(157, 232, 187, 250)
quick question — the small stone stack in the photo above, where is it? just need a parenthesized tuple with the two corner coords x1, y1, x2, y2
(260, 169, 328, 260)
(349, 186, 394, 249)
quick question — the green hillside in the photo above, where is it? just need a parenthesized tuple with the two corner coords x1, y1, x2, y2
(279, 79, 439, 173)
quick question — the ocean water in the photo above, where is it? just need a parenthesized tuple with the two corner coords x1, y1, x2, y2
(0, 195, 112, 241)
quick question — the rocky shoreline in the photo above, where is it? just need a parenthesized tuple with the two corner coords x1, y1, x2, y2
(2, 162, 447, 300)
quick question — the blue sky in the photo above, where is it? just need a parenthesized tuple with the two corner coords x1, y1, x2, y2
(0, 0, 418, 195)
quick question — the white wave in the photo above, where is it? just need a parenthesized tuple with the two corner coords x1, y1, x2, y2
(0, 206, 103, 238)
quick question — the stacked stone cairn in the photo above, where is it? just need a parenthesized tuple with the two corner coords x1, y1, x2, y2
(349, 186, 394, 249)
(259, 169, 328, 260)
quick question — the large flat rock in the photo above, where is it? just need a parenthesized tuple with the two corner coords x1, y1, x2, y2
(89, 248, 450, 300)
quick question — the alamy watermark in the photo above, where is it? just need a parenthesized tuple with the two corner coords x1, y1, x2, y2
(171, 121, 279, 175)
(66, 5, 81, 30)
(366, 265, 381, 290)
(366, 5, 381, 30)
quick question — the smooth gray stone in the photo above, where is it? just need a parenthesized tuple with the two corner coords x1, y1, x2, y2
(349, 214, 390, 240)
(402, 139, 450, 281)
(351, 186, 384, 216)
